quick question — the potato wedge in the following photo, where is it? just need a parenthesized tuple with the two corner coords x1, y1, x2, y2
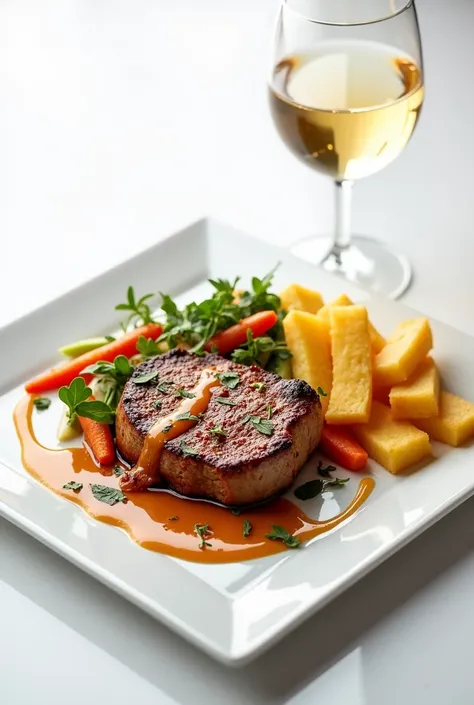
(373, 318, 433, 387)
(414, 391, 474, 446)
(389, 357, 440, 419)
(280, 284, 324, 315)
(326, 306, 372, 424)
(352, 401, 432, 474)
(317, 294, 385, 352)
(283, 310, 332, 414)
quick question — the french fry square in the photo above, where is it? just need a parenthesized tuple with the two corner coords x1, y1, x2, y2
(373, 318, 433, 387)
(414, 391, 474, 446)
(389, 357, 440, 419)
(280, 284, 324, 315)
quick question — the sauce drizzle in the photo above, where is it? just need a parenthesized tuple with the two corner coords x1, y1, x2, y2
(13, 396, 375, 564)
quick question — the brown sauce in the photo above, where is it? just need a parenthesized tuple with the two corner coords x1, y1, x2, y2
(14, 396, 375, 564)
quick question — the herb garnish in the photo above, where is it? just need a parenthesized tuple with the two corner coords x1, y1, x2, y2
(325, 477, 350, 489)
(90, 484, 127, 506)
(168, 515, 179, 521)
(157, 381, 172, 394)
(231, 508, 242, 516)
(33, 397, 51, 411)
(215, 371, 240, 389)
(266, 404, 273, 419)
(231, 329, 291, 367)
(105, 335, 116, 343)
(251, 382, 266, 392)
(136, 335, 161, 358)
(62, 481, 83, 492)
(153, 399, 162, 409)
(242, 415, 274, 436)
(82, 354, 134, 408)
(243, 519, 252, 537)
(265, 525, 300, 548)
(317, 386, 328, 397)
(115, 285, 156, 330)
(180, 441, 199, 458)
(175, 412, 200, 422)
(209, 424, 227, 438)
(113, 465, 125, 477)
(133, 370, 158, 385)
(58, 378, 115, 425)
(162, 423, 173, 434)
(174, 388, 196, 399)
(215, 397, 237, 407)
(317, 461, 337, 478)
(294, 474, 350, 500)
(194, 523, 212, 549)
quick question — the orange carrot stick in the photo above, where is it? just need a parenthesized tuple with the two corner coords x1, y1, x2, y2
(320, 425, 368, 472)
(25, 323, 162, 394)
(206, 311, 278, 356)
(78, 414, 115, 465)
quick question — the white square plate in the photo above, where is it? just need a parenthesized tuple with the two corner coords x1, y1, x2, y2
(1, 218, 474, 666)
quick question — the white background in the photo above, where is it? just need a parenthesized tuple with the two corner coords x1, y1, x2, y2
(2, 1, 474, 703)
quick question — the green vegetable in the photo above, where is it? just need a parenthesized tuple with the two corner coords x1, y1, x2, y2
(59, 337, 112, 359)
(265, 525, 300, 548)
(57, 407, 82, 442)
(82, 355, 134, 408)
(175, 412, 200, 422)
(33, 397, 51, 411)
(241, 415, 274, 436)
(194, 522, 212, 549)
(209, 424, 227, 438)
(243, 519, 252, 537)
(174, 388, 196, 399)
(90, 484, 127, 506)
(62, 481, 83, 492)
(231, 329, 291, 368)
(115, 286, 157, 330)
(215, 397, 237, 407)
(136, 335, 161, 358)
(215, 371, 240, 389)
(180, 441, 199, 458)
(58, 378, 116, 425)
(133, 370, 158, 385)
(113, 465, 125, 477)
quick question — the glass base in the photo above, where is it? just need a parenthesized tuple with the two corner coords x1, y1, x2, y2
(290, 235, 412, 300)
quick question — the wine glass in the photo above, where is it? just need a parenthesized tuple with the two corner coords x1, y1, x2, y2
(268, 0, 424, 298)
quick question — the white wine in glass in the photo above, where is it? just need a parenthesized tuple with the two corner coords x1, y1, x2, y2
(269, 0, 424, 298)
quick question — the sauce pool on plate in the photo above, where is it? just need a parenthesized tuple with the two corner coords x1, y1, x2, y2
(14, 396, 374, 564)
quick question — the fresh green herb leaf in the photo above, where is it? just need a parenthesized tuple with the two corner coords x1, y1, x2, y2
(251, 382, 266, 392)
(174, 388, 196, 399)
(231, 329, 291, 368)
(175, 412, 200, 422)
(237, 265, 281, 317)
(194, 522, 212, 549)
(162, 423, 173, 434)
(243, 519, 252, 537)
(113, 466, 125, 477)
(231, 508, 242, 516)
(153, 399, 162, 409)
(215, 397, 237, 407)
(105, 335, 116, 343)
(136, 336, 161, 358)
(58, 378, 115, 425)
(90, 484, 127, 506)
(116, 286, 156, 330)
(294, 479, 324, 501)
(215, 371, 241, 389)
(265, 525, 300, 548)
(62, 481, 83, 492)
(168, 515, 179, 521)
(80, 355, 134, 410)
(317, 461, 337, 478)
(33, 397, 51, 411)
(267, 404, 273, 419)
(157, 381, 172, 394)
(242, 415, 274, 436)
(133, 370, 158, 384)
(75, 400, 116, 424)
(209, 424, 227, 438)
(317, 386, 328, 397)
(325, 477, 350, 489)
(180, 441, 199, 458)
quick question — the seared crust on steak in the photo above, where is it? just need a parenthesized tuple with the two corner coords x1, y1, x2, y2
(116, 349, 322, 505)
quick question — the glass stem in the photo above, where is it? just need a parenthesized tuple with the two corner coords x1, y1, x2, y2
(333, 179, 353, 262)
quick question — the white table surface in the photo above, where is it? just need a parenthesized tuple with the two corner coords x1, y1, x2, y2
(2, 1, 474, 703)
